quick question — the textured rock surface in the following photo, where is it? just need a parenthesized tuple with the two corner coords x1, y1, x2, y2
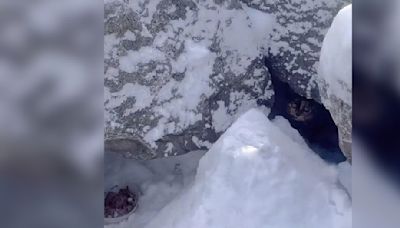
(104, 0, 348, 159)
(318, 5, 352, 161)
(241, 0, 349, 100)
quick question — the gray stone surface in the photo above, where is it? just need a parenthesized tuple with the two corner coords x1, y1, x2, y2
(325, 95, 352, 162)
(317, 4, 352, 161)
(241, 0, 350, 100)
(104, 0, 348, 159)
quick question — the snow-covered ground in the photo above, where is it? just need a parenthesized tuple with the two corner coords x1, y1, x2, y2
(105, 150, 206, 227)
(106, 109, 351, 228)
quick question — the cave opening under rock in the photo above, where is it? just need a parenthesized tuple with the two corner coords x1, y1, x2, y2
(263, 57, 346, 164)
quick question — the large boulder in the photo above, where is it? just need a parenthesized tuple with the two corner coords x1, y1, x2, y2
(104, 0, 348, 159)
(318, 5, 352, 161)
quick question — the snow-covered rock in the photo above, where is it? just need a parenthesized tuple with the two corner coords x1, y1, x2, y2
(145, 109, 352, 228)
(243, 0, 350, 99)
(104, 0, 274, 159)
(318, 4, 352, 161)
(104, 0, 349, 159)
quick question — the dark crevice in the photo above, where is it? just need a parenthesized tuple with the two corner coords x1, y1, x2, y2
(264, 57, 346, 164)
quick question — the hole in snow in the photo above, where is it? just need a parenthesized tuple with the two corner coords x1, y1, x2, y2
(264, 57, 346, 164)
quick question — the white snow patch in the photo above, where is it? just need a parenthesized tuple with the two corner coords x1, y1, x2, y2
(174, 40, 216, 110)
(211, 101, 231, 132)
(192, 136, 213, 149)
(123, 30, 136, 41)
(144, 109, 352, 228)
(105, 83, 152, 118)
(104, 33, 119, 60)
(337, 161, 352, 196)
(119, 47, 165, 73)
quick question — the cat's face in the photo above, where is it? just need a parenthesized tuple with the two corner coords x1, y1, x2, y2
(287, 98, 314, 122)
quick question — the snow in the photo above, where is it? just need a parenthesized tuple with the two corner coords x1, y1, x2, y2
(106, 109, 351, 228)
(119, 47, 166, 73)
(115, 109, 350, 228)
(173, 40, 216, 110)
(105, 0, 277, 146)
(337, 161, 352, 196)
(211, 101, 231, 132)
(105, 1, 353, 226)
(104, 83, 152, 117)
(221, 5, 274, 63)
(105, 150, 206, 227)
(318, 4, 352, 105)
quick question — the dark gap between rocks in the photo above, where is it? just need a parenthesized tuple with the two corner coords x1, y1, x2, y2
(263, 57, 346, 164)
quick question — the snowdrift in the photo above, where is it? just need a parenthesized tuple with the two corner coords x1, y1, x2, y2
(145, 109, 351, 228)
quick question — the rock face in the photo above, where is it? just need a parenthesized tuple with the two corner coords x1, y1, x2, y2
(241, 0, 349, 100)
(318, 5, 352, 161)
(104, 0, 348, 159)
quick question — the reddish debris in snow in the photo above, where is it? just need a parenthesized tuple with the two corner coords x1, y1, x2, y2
(105, 186, 138, 218)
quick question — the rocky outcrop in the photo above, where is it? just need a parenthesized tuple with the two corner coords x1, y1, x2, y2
(104, 0, 348, 159)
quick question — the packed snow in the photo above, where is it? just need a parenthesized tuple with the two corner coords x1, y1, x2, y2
(106, 109, 352, 228)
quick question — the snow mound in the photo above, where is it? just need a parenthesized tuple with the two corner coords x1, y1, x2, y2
(145, 109, 352, 228)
